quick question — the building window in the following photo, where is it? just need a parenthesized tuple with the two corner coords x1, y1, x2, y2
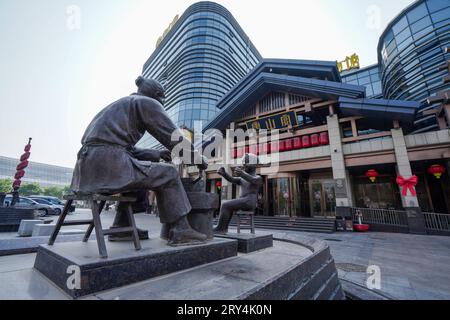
(354, 176, 401, 209)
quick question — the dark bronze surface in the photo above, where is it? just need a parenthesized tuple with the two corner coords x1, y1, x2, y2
(68, 77, 208, 246)
(214, 154, 263, 233)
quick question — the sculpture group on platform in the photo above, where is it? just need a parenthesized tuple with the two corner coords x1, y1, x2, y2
(70, 77, 208, 246)
(70, 76, 262, 247)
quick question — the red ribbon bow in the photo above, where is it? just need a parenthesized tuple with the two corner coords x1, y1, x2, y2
(396, 175, 418, 197)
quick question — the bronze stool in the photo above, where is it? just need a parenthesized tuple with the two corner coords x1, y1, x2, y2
(236, 210, 255, 234)
(48, 194, 141, 258)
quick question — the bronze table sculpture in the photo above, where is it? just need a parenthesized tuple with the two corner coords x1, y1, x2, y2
(214, 154, 263, 234)
(70, 76, 208, 246)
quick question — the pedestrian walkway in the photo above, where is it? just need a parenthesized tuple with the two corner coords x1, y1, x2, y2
(0, 211, 449, 300)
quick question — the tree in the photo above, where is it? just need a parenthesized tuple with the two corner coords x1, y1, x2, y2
(20, 183, 43, 196)
(62, 185, 71, 196)
(0, 179, 12, 193)
(43, 187, 64, 199)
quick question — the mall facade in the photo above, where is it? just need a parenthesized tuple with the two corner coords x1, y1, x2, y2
(145, 1, 450, 234)
(138, 1, 261, 149)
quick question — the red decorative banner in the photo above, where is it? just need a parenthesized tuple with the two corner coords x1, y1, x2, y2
(396, 175, 418, 197)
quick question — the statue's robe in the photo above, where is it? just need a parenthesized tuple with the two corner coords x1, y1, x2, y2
(70, 93, 191, 224)
(214, 172, 262, 232)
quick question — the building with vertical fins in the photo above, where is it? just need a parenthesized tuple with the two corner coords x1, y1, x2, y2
(138, 1, 261, 148)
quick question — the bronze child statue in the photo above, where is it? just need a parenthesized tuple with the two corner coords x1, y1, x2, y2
(214, 153, 263, 234)
(70, 76, 208, 246)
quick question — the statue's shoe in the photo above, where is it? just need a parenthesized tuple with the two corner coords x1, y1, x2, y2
(108, 227, 149, 242)
(168, 228, 207, 247)
(213, 227, 228, 235)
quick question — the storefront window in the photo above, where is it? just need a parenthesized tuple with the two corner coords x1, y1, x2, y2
(354, 176, 401, 209)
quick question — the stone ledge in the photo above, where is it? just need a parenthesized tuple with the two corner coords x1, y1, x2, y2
(214, 233, 273, 253)
(34, 238, 238, 298)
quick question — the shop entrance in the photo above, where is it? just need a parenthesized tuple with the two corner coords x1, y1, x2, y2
(309, 179, 336, 217)
(266, 173, 310, 217)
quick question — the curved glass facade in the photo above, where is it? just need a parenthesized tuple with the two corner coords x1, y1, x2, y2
(140, 2, 261, 146)
(341, 64, 383, 98)
(378, 0, 450, 132)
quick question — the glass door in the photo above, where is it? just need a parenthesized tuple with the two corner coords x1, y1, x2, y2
(310, 179, 336, 217)
(268, 175, 302, 217)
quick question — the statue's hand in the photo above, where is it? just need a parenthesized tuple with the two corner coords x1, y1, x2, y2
(160, 150, 172, 162)
(217, 167, 226, 176)
(234, 167, 244, 176)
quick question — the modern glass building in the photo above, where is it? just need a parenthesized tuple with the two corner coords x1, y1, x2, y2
(0, 156, 73, 189)
(341, 64, 383, 99)
(377, 0, 450, 132)
(139, 1, 261, 148)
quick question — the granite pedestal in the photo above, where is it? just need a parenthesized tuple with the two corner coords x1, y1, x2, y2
(214, 233, 273, 253)
(34, 237, 237, 298)
(0, 208, 35, 232)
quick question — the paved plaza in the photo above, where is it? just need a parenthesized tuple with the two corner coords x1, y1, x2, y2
(0, 209, 449, 300)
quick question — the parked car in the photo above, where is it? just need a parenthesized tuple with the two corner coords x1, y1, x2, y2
(29, 197, 64, 215)
(3, 196, 55, 217)
(30, 195, 76, 213)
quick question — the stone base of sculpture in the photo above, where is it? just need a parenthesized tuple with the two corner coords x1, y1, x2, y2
(34, 237, 238, 298)
(214, 232, 273, 253)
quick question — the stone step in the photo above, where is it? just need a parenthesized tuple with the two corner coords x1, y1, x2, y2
(214, 216, 336, 233)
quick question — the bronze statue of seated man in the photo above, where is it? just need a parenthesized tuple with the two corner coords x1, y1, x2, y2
(214, 154, 263, 234)
(70, 76, 207, 246)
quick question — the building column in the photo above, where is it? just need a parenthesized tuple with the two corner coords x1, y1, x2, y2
(327, 115, 352, 218)
(391, 128, 426, 234)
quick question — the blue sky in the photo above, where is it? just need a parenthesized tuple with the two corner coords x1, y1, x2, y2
(0, 0, 414, 167)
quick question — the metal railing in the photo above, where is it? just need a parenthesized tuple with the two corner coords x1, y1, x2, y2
(351, 207, 408, 227)
(423, 212, 450, 232)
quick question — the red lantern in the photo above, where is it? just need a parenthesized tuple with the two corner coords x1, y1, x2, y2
(311, 134, 320, 147)
(285, 139, 293, 151)
(319, 132, 329, 145)
(428, 164, 446, 179)
(13, 179, 22, 189)
(14, 170, 25, 180)
(293, 137, 302, 149)
(215, 181, 222, 190)
(16, 160, 29, 171)
(11, 138, 32, 195)
(302, 136, 311, 148)
(20, 152, 31, 162)
(365, 169, 379, 183)
(279, 140, 286, 152)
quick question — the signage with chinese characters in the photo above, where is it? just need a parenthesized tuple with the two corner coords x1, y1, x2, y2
(246, 111, 298, 130)
(337, 54, 360, 73)
(156, 15, 179, 48)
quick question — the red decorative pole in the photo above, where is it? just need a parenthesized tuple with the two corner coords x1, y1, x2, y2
(11, 138, 32, 206)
